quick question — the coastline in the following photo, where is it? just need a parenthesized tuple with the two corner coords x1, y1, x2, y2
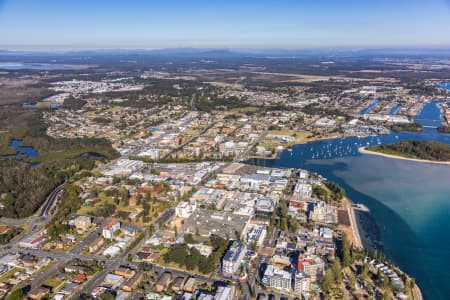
(342, 197, 364, 249)
(359, 146, 450, 165)
(414, 283, 424, 300)
(343, 198, 424, 300)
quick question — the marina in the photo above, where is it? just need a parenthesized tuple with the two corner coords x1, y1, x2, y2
(359, 99, 379, 114)
(248, 97, 450, 300)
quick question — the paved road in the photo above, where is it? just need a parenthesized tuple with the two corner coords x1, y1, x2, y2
(40, 183, 65, 217)
(0, 183, 64, 225)
(0, 246, 106, 263)
(70, 225, 148, 299)
(235, 129, 269, 162)
(255, 287, 299, 300)
(30, 259, 67, 290)
(70, 220, 108, 255)
(160, 121, 215, 160)
(154, 208, 174, 230)
(0, 217, 37, 226)
(0, 124, 270, 298)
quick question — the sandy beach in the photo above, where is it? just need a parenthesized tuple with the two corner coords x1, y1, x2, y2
(359, 147, 450, 165)
(348, 204, 363, 249)
(341, 197, 364, 249)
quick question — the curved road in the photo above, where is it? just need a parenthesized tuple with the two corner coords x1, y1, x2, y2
(40, 183, 65, 217)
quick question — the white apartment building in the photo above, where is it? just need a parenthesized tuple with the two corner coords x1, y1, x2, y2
(294, 272, 311, 295)
(222, 241, 247, 276)
(175, 200, 197, 218)
(102, 220, 121, 240)
(294, 181, 312, 200)
(262, 265, 292, 292)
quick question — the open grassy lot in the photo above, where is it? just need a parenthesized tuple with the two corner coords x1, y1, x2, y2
(231, 106, 260, 113)
(0, 267, 25, 283)
(260, 130, 313, 149)
(43, 276, 64, 289)
(77, 191, 171, 226)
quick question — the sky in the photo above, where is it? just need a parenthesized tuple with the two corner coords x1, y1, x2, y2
(0, 0, 450, 50)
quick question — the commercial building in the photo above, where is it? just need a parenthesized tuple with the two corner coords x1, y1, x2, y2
(246, 224, 267, 247)
(196, 285, 235, 300)
(175, 200, 197, 218)
(183, 209, 251, 240)
(215, 286, 236, 300)
(255, 197, 275, 215)
(294, 182, 312, 200)
(222, 241, 247, 276)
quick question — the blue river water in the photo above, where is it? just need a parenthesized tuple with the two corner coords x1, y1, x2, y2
(389, 104, 402, 115)
(22, 102, 62, 109)
(0, 63, 68, 70)
(248, 99, 450, 299)
(440, 82, 450, 90)
(2, 139, 39, 158)
(1, 139, 39, 167)
(360, 99, 379, 114)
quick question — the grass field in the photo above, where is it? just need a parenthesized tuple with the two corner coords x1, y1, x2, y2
(261, 130, 312, 148)
(231, 106, 260, 113)
(106, 106, 124, 113)
(43, 276, 63, 288)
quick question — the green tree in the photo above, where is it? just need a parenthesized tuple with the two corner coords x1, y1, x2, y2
(145, 191, 151, 202)
(361, 263, 369, 280)
(340, 233, 351, 267)
(7, 289, 25, 300)
(281, 217, 288, 231)
(100, 291, 116, 300)
(184, 233, 196, 244)
(348, 271, 356, 291)
(331, 259, 342, 283)
(321, 269, 335, 293)
(136, 193, 143, 206)
(142, 201, 150, 217)
(120, 188, 129, 204)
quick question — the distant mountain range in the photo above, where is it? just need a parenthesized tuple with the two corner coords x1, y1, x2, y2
(1, 47, 450, 58)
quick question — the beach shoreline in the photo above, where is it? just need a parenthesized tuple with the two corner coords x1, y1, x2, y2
(343, 197, 424, 300)
(342, 197, 364, 249)
(359, 146, 450, 165)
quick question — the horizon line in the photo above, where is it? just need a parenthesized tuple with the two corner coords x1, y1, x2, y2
(2, 46, 450, 53)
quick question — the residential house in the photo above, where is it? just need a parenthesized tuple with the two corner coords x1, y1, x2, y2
(155, 272, 172, 292)
(102, 220, 121, 240)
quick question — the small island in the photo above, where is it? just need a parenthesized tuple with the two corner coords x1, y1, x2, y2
(437, 126, 450, 134)
(362, 140, 450, 163)
(390, 123, 423, 133)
